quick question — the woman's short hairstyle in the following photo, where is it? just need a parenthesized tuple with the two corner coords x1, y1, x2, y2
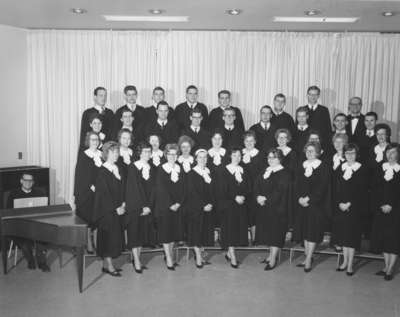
(266, 148, 284, 163)
(88, 113, 103, 125)
(147, 134, 162, 145)
(136, 141, 152, 157)
(178, 135, 194, 149)
(243, 130, 257, 142)
(211, 129, 224, 140)
(332, 133, 349, 145)
(117, 128, 133, 144)
(84, 131, 100, 148)
(275, 128, 292, 143)
(164, 143, 179, 157)
(343, 143, 359, 156)
(229, 147, 242, 157)
(385, 143, 400, 163)
(303, 141, 322, 157)
(102, 141, 119, 161)
(374, 123, 391, 141)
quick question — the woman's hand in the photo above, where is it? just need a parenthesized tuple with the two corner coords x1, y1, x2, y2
(257, 195, 267, 206)
(381, 205, 392, 213)
(90, 185, 95, 192)
(203, 204, 213, 212)
(141, 207, 151, 216)
(235, 195, 245, 205)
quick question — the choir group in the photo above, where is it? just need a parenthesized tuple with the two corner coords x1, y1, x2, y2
(73, 84, 400, 280)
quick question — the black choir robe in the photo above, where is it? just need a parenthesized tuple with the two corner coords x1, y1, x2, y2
(359, 132, 378, 165)
(217, 167, 251, 247)
(331, 164, 367, 249)
(174, 102, 209, 131)
(111, 123, 143, 147)
(125, 163, 157, 248)
(254, 168, 291, 247)
(79, 107, 114, 147)
(113, 104, 145, 130)
(181, 127, 211, 152)
(73, 151, 102, 226)
(145, 105, 175, 123)
(221, 125, 244, 150)
(154, 165, 186, 243)
(346, 114, 365, 145)
(143, 120, 179, 149)
(92, 166, 125, 258)
(207, 106, 245, 132)
(281, 148, 298, 179)
(293, 126, 311, 155)
(249, 122, 277, 154)
(271, 111, 296, 140)
(293, 161, 331, 243)
(116, 154, 133, 186)
(370, 165, 400, 255)
(304, 104, 332, 148)
(186, 170, 215, 247)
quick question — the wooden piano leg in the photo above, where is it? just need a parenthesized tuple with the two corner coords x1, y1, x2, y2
(2, 235, 7, 274)
(77, 246, 84, 293)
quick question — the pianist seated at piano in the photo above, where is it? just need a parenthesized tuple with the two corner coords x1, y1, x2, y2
(6, 173, 50, 272)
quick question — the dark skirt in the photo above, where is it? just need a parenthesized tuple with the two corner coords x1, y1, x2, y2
(256, 208, 287, 248)
(156, 210, 184, 244)
(126, 214, 157, 248)
(75, 194, 95, 228)
(186, 212, 214, 247)
(370, 210, 400, 255)
(220, 204, 248, 248)
(96, 214, 124, 258)
(246, 196, 257, 227)
(331, 209, 362, 249)
(293, 206, 325, 244)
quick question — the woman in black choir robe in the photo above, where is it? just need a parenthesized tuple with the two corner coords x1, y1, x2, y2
(241, 131, 265, 243)
(80, 114, 108, 150)
(92, 141, 126, 277)
(116, 128, 134, 182)
(305, 130, 330, 163)
(293, 141, 331, 272)
(125, 142, 157, 273)
(332, 144, 366, 275)
(148, 134, 165, 168)
(74, 131, 103, 253)
(177, 135, 195, 174)
(218, 148, 251, 268)
(275, 128, 297, 177)
(186, 149, 215, 268)
(207, 131, 229, 242)
(255, 148, 291, 270)
(366, 123, 390, 171)
(154, 143, 186, 270)
(370, 144, 400, 281)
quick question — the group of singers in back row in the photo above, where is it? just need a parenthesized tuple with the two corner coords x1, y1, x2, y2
(74, 84, 400, 281)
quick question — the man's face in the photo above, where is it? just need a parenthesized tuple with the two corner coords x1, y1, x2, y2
(125, 90, 137, 104)
(218, 93, 230, 108)
(153, 90, 165, 104)
(121, 111, 134, 126)
(348, 98, 362, 115)
(307, 89, 319, 105)
(157, 104, 169, 120)
(186, 88, 198, 104)
(223, 110, 235, 125)
(20, 174, 34, 191)
(190, 112, 202, 127)
(273, 97, 285, 112)
(334, 116, 347, 131)
(260, 108, 272, 123)
(94, 90, 107, 106)
(364, 115, 376, 130)
(297, 111, 308, 125)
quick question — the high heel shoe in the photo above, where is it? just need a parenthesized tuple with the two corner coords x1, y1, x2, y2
(264, 262, 276, 271)
(297, 257, 314, 268)
(102, 268, 122, 277)
(346, 271, 354, 276)
(164, 256, 176, 271)
(336, 267, 346, 272)
(384, 273, 393, 281)
(230, 262, 239, 269)
(375, 270, 386, 276)
(131, 259, 143, 274)
(193, 253, 204, 269)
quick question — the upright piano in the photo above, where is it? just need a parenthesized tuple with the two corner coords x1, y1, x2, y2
(0, 204, 87, 292)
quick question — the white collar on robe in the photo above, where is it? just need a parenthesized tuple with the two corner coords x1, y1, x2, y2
(335, 129, 347, 134)
(103, 161, 121, 180)
(224, 124, 235, 131)
(84, 148, 103, 167)
(126, 103, 136, 112)
(134, 160, 150, 180)
(308, 103, 318, 111)
(382, 162, 400, 181)
(191, 125, 200, 133)
(273, 109, 284, 116)
(278, 146, 292, 156)
(121, 125, 133, 131)
(94, 105, 106, 113)
(151, 149, 163, 166)
(193, 165, 212, 184)
(374, 144, 387, 162)
(120, 147, 133, 165)
(226, 164, 243, 183)
(366, 129, 375, 137)
(263, 164, 284, 179)
(208, 147, 226, 166)
(332, 153, 345, 170)
(157, 119, 168, 127)
(242, 148, 259, 164)
(303, 159, 322, 177)
(162, 163, 181, 183)
(342, 162, 361, 180)
(187, 102, 197, 108)
(297, 124, 309, 131)
(260, 121, 271, 130)
(178, 155, 194, 173)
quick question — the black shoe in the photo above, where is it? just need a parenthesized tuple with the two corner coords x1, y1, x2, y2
(115, 268, 123, 272)
(375, 270, 386, 276)
(132, 259, 142, 274)
(167, 265, 175, 271)
(38, 262, 51, 272)
(346, 271, 354, 276)
(260, 259, 268, 264)
(102, 268, 121, 277)
(196, 263, 204, 269)
(336, 267, 346, 272)
(86, 249, 95, 255)
(264, 263, 276, 271)
(296, 263, 305, 267)
(304, 267, 312, 273)
(230, 262, 239, 269)
(384, 273, 393, 281)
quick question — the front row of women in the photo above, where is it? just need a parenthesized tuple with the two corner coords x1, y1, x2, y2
(75, 133, 400, 281)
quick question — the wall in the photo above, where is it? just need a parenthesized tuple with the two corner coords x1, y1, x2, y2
(0, 24, 27, 167)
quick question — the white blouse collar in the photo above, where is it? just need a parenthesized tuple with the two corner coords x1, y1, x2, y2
(333, 153, 345, 170)
(151, 149, 163, 166)
(242, 148, 259, 164)
(162, 163, 181, 183)
(226, 164, 244, 183)
(208, 147, 226, 166)
(278, 146, 292, 156)
(103, 161, 121, 180)
(178, 155, 194, 173)
(84, 149, 103, 167)
(341, 162, 361, 180)
(374, 144, 387, 163)
(382, 162, 400, 181)
(303, 159, 322, 177)
(134, 160, 150, 180)
(263, 164, 284, 179)
(193, 165, 212, 184)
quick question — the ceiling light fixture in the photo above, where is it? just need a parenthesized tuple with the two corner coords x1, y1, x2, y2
(70, 8, 87, 14)
(226, 9, 242, 16)
(103, 15, 189, 22)
(149, 9, 164, 15)
(304, 9, 321, 16)
(273, 16, 359, 23)
(382, 11, 394, 17)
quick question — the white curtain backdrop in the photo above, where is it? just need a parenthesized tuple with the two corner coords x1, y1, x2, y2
(27, 30, 400, 204)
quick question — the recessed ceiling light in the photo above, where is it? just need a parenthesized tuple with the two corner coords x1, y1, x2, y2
(149, 9, 164, 15)
(304, 9, 321, 16)
(226, 9, 242, 16)
(273, 16, 359, 23)
(103, 15, 189, 22)
(382, 11, 395, 17)
(70, 8, 87, 14)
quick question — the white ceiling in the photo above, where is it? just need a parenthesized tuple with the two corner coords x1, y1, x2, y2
(1, 0, 400, 31)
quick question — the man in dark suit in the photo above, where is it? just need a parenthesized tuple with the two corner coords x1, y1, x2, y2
(359, 111, 378, 164)
(114, 85, 145, 132)
(302, 85, 332, 148)
(271, 93, 296, 139)
(181, 108, 211, 151)
(346, 96, 365, 145)
(207, 90, 245, 132)
(79, 87, 114, 146)
(293, 106, 311, 155)
(175, 85, 208, 132)
(220, 107, 244, 150)
(143, 101, 179, 149)
(112, 108, 142, 148)
(145, 86, 174, 123)
(249, 105, 277, 153)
